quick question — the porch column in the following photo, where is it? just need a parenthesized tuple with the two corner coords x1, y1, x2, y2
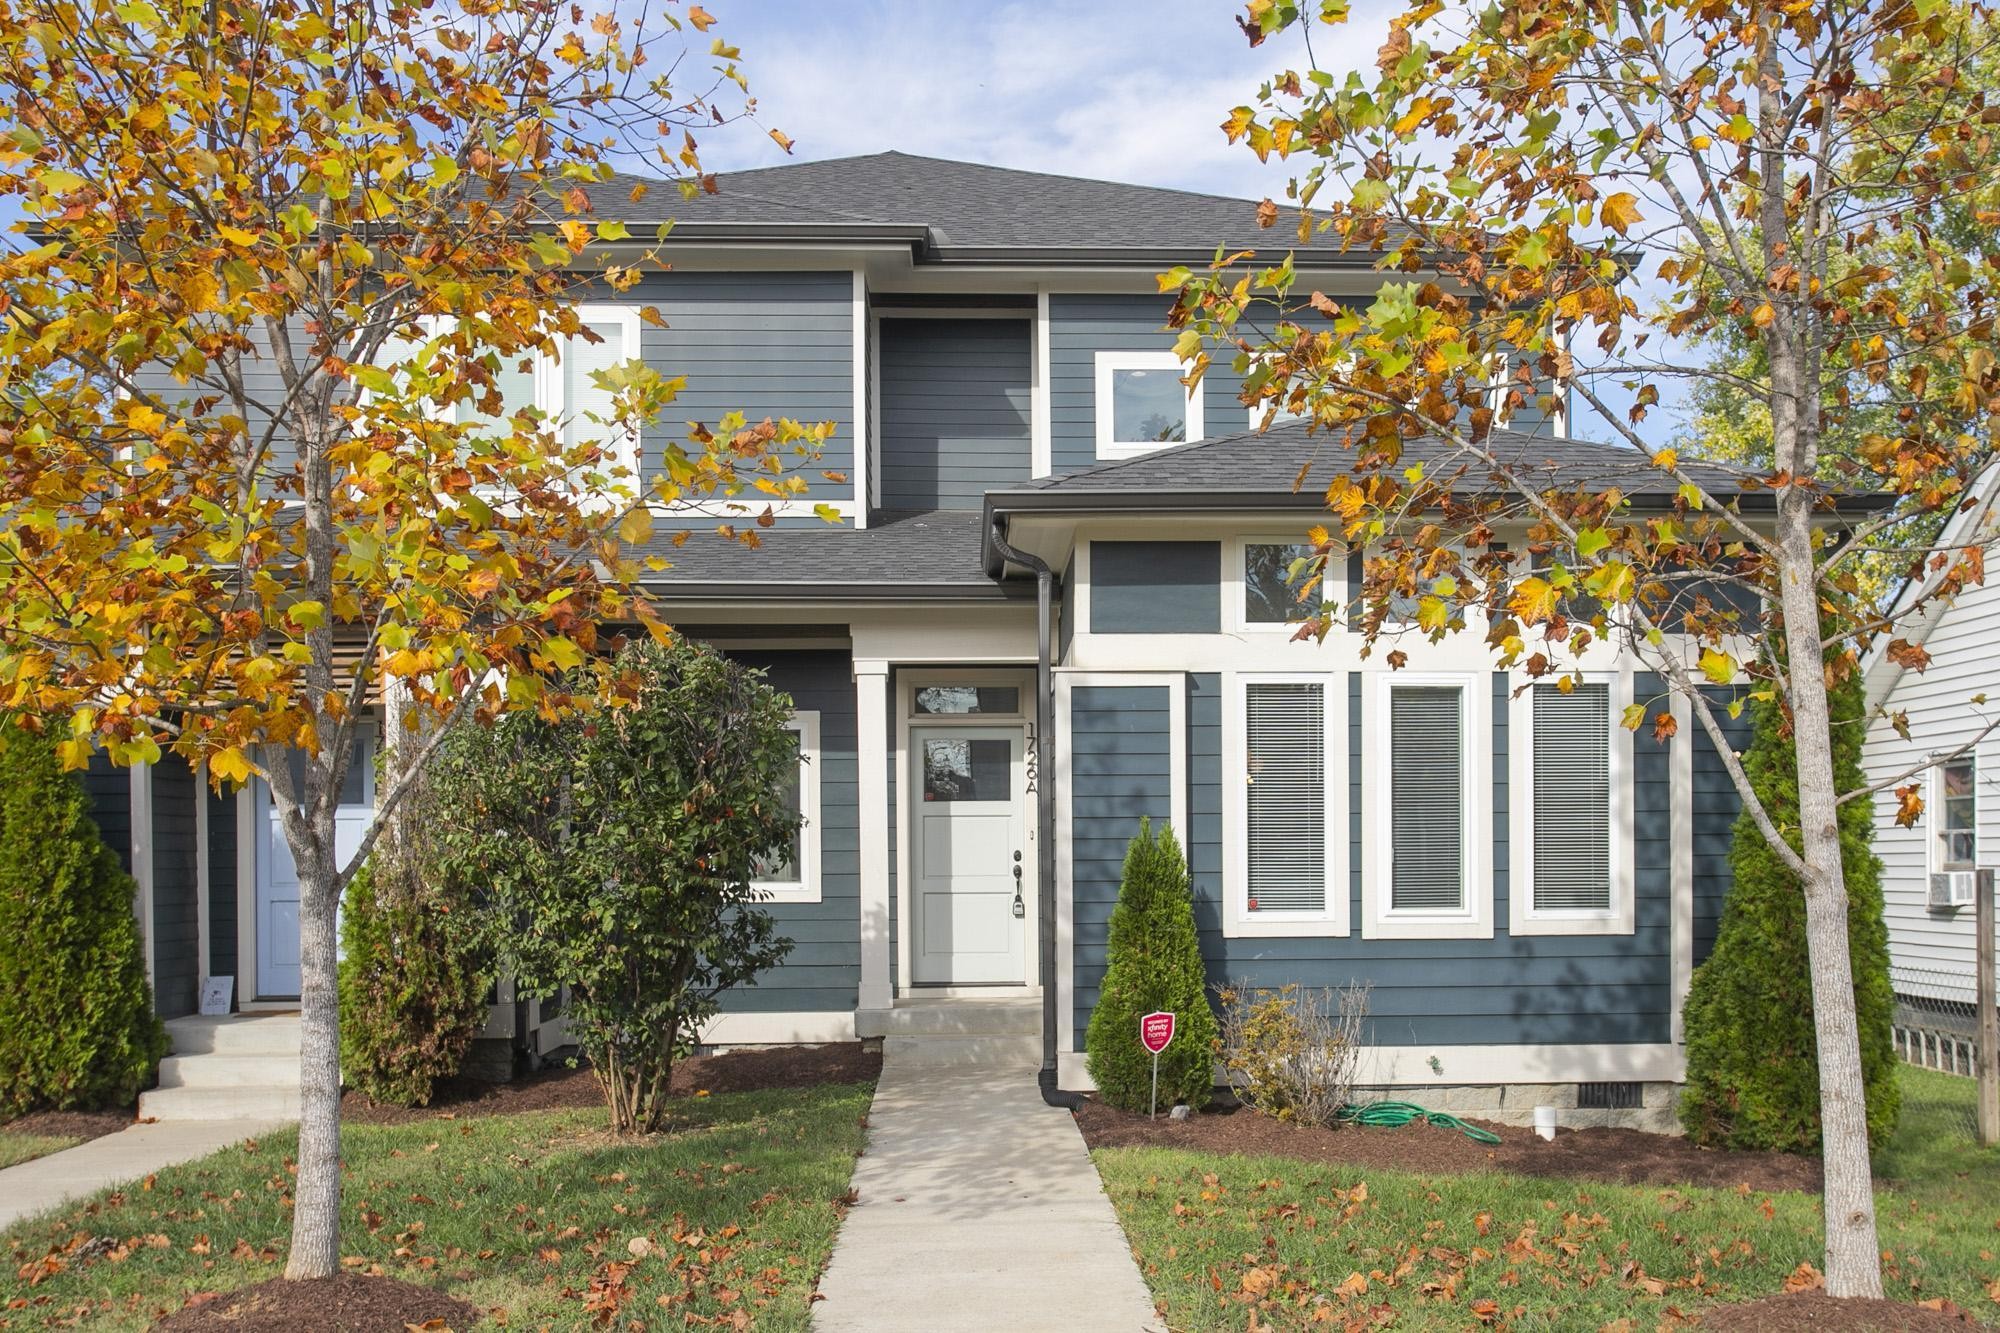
(855, 659, 892, 1011)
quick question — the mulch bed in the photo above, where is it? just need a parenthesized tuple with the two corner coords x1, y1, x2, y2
(150, 1273, 481, 1332)
(0, 1106, 135, 1144)
(1695, 1292, 1979, 1329)
(1075, 1097, 1826, 1194)
(341, 1042, 883, 1125)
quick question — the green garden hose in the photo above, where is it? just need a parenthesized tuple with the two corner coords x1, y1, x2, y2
(1337, 1099, 1503, 1144)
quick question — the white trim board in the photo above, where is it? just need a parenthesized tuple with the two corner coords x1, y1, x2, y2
(699, 1010, 857, 1046)
(1059, 1042, 1684, 1091)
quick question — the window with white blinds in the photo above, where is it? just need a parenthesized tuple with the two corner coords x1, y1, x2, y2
(1244, 682, 1327, 914)
(1531, 684, 1612, 913)
(1389, 685, 1464, 911)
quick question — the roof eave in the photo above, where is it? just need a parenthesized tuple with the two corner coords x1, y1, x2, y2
(639, 579, 1022, 603)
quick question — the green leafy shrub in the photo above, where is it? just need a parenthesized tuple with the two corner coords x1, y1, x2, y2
(1680, 666, 1900, 1151)
(1085, 819, 1218, 1112)
(1216, 980, 1369, 1127)
(0, 723, 165, 1113)
(337, 849, 491, 1106)
(428, 634, 798, 1134)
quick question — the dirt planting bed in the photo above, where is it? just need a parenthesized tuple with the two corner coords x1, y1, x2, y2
(149, 1273, 482, 1332)
(341, 1042, 882, 1125)
(1075, 1096, 1827, 1194)
(1693, 1291, 1979, 1329)
(0, 1105, 135, 1144)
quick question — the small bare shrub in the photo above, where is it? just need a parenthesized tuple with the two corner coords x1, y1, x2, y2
(1215, 980, 1370, 1128)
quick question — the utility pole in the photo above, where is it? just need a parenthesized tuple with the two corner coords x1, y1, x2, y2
(1978, 868, 1997, 1146)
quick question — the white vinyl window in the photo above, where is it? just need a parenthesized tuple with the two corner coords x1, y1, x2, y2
(372, 305, 643, 498)
(1230, 536, 1337, 632)
(750, 711, 821, 903)
(1936, 754, 1978, 873)
(1509, 678, 1636, 936)
(1223, 673, 1345, 937)
(1365, 673, 1492, 939)
(1094, 350, 1204, 460)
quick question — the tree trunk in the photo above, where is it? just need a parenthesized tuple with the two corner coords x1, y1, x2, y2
(284, 831, 343, 1280)
(1775, 516, 1883, 1299)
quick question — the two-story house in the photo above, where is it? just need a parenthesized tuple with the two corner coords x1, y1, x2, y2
(100, 152, 1755, 1128)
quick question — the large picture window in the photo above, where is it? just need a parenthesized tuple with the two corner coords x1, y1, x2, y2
(1093, 350, 1204, 460)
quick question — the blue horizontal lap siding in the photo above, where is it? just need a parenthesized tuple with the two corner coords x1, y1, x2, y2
(1081, 672, 1675, 1053)
(1047, 293, 1244, 475)
(1070, 685, 1175, 1047)
(620, 271, 854, 505)
(1089, 541, 1221, 634)
(877, 318, 1032, 511)
(150, 756, 202, 1019)
(717, 650, 860, 1015)
(1691, 686, 1752, 966)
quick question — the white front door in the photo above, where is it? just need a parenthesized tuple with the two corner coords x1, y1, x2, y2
(255, 736, 375, 998)
(911, 726, 1027, 985)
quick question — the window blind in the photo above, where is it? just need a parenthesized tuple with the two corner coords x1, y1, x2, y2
(563, 317, 630, 452)
(1245, 682, 1326, 913)
(1390, 686, 1463, 910)
(1532, 684, 1612, 912)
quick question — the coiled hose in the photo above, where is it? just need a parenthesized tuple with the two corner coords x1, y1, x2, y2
(1337, 1099, 1503, 1144)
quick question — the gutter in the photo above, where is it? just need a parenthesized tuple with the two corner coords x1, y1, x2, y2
(985, 511, 1082, 1111)
(637, 579, 1030, 604)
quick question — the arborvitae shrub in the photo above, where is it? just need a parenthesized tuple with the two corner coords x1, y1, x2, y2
(338, 803, 491, 1106)
(0, 724, 165, 1113)
(1085, 819, 1218, 1112)
(1680, 667, 1900, 1152)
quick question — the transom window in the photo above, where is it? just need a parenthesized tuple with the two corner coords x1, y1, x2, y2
(1938, 755, 1978, 872)
(913, 685, 1020, 716)
(1094, 350, 1204, 460)
(1388, 685, 1465, 913)
(1243, 542, 1321, 626)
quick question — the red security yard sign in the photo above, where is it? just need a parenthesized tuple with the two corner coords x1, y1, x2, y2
(1140, 1011, 1176, 1119)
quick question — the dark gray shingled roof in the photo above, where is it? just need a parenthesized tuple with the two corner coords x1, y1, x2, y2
(588, 152, 1399, 262)
(1000, 421, 1752, 504)
(639, 508, 1009, 599)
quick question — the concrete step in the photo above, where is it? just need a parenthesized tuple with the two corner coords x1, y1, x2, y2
(861, 999, 1041, 1039)
(881, 1033, 1042, 1068)
(156, 1054, 297, 1090)
(139, 1083, 301, 1121)
(163, 1015, 302, 1057)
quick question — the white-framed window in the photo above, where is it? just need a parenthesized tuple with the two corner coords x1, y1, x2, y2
(1221, 672, 1346, 938)
(750, 710, 821, 903)
(1934, 753, 1978, 874)
(373, 304, 644, 497)
(1364, 672, 1493, 939)
(1094, 350, 1203, 460)
(1508, 676, 1636, 936)
(1228, 535, 1339, 633)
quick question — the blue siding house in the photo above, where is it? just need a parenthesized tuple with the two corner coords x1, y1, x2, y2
(110, 152, 1735, 1127)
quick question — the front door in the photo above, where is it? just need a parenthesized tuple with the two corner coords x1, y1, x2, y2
(254, 735, 375, 998)
(911, 726, 1027, 985)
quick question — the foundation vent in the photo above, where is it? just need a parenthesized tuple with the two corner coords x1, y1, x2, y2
(1577, 1080, 1642, 1110)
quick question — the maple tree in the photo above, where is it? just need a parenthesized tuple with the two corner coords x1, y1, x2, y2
(1179, 0, 2000, 1299)
(0, 0, 831, 1281)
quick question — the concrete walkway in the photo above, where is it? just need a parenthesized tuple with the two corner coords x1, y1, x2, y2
(813, 1058, 1163, 1333)
(0, 1119, 287, 1233)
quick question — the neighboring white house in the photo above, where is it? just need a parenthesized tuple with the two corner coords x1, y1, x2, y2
(1862, 466, 2000, 1025)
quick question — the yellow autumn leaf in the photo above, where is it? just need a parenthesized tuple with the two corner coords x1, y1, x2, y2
(1698, 648, 1738, 684)
(216, 224, 260, 247)
(210, 746, 253, 785)
(1509, 576, 1558, 624)
(616, 507, 654, 545)
(1600, 192, 1641, 236)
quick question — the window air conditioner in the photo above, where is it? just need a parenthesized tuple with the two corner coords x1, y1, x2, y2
(1929, 871, 1977, 909)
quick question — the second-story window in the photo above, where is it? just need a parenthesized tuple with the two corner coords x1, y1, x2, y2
(1094, 350, 1203, 460)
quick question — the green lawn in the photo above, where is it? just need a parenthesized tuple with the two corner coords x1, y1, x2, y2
(0, 1081, 873, 1330)
(1096, 1065, 2000, 1330)
(0, 1133, 81, 1170)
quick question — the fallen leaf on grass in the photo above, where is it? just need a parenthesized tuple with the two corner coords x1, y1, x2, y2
(1783, 1261, 1824, 1292)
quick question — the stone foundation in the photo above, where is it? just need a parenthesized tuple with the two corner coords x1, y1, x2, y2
(1350, 1080, 1683, 1133)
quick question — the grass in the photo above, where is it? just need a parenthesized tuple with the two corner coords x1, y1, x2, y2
(1095, 1064, 2000, 1330)
(0, 1134, 81, 1170)
(0, 1081, 873, 1331)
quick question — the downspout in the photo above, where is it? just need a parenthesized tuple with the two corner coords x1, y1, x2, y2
(987, 514, 1083, 1110)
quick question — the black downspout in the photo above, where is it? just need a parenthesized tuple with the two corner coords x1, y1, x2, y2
(988, 516, 1083, 1110)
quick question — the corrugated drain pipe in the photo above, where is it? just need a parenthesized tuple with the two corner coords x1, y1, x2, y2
(987, 515, 1084, 1111)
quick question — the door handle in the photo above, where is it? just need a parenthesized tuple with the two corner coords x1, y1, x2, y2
(1012, 856, 1025, 917)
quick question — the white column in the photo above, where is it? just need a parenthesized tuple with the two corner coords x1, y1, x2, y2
(855, 659, 893, 1011)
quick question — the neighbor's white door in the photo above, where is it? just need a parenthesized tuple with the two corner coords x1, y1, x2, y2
(255, 734, 375, 998)
(910, 726, 1027, 985)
